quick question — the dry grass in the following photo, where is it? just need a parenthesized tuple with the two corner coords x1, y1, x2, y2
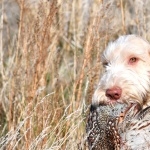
(0, 0, 150, 149)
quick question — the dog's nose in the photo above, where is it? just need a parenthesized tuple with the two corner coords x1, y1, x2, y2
(106, 87, 122, 100)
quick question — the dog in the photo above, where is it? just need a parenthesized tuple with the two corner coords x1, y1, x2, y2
(92, 35, 150, 108)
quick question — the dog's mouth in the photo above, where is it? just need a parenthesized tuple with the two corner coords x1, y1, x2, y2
(104, 97, 126, 106)
(105, 93, 144, 107)
(92, 87, 147, 109)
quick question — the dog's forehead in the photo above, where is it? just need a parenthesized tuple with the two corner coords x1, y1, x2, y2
(102, 35, 150, 62)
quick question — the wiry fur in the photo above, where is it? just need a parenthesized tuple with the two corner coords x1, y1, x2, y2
(93, 35, 150, 108)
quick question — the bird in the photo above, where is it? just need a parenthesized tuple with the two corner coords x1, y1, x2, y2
(86, 102, 150, 150)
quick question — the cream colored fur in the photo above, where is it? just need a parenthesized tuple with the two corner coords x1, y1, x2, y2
(93, 35, 150, 108)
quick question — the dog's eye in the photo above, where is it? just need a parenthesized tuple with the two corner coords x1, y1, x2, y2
(129, 57, 138, 64)
(103, 62, 108, 67)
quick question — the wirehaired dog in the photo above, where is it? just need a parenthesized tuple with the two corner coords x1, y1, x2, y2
(92, 35, 150, 108)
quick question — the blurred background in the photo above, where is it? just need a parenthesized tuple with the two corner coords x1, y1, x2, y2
(0, 0, 150, 149)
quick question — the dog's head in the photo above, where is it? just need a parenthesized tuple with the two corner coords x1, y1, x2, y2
(93, 35, 150, 107)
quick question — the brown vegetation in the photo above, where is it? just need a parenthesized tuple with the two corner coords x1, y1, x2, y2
(0, 0, 150, 149)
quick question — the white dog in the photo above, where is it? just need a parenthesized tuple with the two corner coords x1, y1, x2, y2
(93, 35, 150, 108)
